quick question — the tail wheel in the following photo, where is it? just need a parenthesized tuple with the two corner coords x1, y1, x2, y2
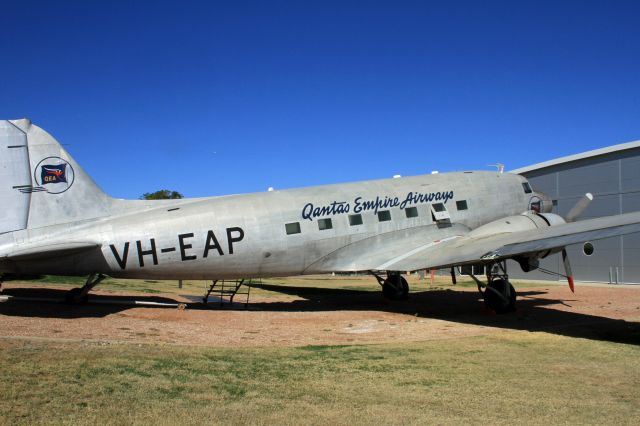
(483, 279, 516, 313)
(382, 275, 409, 301)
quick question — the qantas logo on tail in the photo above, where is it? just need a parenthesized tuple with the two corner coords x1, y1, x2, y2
(33, 157, 75, 194)
(41, 164, 68, 184)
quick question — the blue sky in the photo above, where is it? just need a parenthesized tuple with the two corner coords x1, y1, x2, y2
(1, 1, 639, 198)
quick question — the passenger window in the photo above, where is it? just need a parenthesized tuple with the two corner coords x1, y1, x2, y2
(318, 218, 333, 230)
(405, 207, 418, 218)
(377, 210, 391, 222)
(456, 200, 468, 211)
(285, 222, 301, 235)
(349, 214, 363, 226)
(522, 182, 533, 194)
(432, 203, 446, 212)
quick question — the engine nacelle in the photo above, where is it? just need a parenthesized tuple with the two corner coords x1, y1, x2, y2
(537, 213, 566, 227)
(469, 212, 565, 239)
(469, 212, 566, 273)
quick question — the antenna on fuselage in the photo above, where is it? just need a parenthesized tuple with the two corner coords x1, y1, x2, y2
(488, 163, 505, 173)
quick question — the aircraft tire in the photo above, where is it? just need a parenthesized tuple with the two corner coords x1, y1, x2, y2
(382, 275, 409, 301)
(483, 279, 516, 313)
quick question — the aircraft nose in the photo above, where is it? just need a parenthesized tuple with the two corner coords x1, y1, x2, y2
(530, 191, 553, 213)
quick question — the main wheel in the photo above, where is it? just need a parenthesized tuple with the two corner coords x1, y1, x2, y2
(382, 275, 409, 301)
(483, 279, 516, 313)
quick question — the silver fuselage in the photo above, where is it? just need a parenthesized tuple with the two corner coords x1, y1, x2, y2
(0, 171, 533, 279)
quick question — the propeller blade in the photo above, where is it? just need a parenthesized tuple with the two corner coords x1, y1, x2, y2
(562, 248, 575, 293)
(565, 193, 593, 223)
(561, 194, 589, 292)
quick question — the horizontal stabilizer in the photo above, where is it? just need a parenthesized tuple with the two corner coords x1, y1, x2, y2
(5, 242, 100, 261)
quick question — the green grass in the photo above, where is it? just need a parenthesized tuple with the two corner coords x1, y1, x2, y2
(1, 332, 638, 425)
(2, 275, 636, 424)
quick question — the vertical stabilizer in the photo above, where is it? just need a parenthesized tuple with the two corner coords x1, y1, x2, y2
(1, 119, 112, 231)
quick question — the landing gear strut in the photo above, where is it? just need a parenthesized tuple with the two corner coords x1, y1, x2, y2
(65, 273, 106, 304)
(469, 261, 516, 314)
(371, 272, 409, 301)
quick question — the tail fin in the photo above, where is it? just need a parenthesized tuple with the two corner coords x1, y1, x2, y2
(0, 119, 111, 232)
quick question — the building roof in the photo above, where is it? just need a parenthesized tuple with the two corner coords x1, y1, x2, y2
(511, 139, 640, 174)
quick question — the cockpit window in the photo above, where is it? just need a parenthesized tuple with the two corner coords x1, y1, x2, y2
(522, 182, 533, 194)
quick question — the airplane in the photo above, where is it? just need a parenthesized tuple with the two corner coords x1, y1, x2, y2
(2, 118, 640, 313)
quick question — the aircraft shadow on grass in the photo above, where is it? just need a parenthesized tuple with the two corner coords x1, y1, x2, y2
(1, 283, 638, 346)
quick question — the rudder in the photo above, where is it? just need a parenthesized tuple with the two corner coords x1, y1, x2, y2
(0, 120, 31, 233)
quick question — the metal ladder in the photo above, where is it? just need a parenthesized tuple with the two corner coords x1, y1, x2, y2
(202, 279, 250, 308)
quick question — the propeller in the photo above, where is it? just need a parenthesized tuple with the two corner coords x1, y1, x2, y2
(562, 248, 574, 293)
(559, 193, 593, 293)
(565, 193, 593, 223)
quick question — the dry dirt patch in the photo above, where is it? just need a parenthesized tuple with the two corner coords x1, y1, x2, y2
(1, 282, 639, 347)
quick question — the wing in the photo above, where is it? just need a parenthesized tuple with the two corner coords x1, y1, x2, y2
(304, 212, 640, 273)
(381, 211, 640, 272)
(302, 223, 471, 273)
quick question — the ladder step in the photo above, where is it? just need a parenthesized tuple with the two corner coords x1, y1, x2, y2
(202, 279, 251, 308)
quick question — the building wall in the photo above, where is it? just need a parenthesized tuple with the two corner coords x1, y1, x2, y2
(510, 147, 640, 283)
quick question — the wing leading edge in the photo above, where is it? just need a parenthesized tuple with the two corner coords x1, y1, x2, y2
(379, 211, 640, 272)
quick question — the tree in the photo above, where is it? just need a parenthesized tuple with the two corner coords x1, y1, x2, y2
(140, 189, 184, 200)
